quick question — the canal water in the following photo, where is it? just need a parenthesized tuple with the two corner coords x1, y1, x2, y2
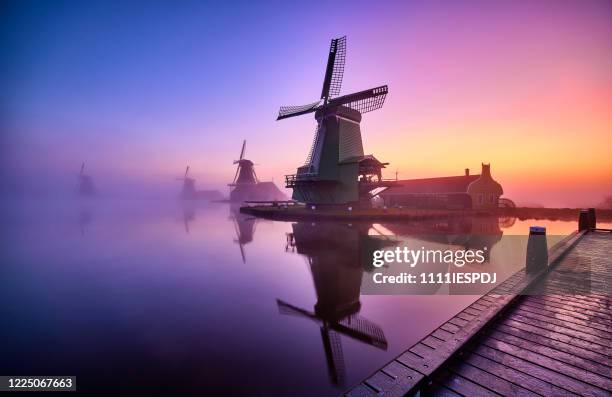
(0, 199, 605, 396)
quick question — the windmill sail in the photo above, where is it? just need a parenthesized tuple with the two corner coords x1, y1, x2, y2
(239, 140, 246, 161)
(329, 85, 388, 114)
(277, 100, 322, 120)
(321, 36, 346, 101)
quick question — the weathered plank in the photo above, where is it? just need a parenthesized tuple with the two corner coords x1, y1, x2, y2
(495, 323, 611, 366)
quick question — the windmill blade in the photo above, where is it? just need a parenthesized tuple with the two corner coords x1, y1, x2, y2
(239, 140, 246, 160)
(232, 163, 240, 184)
(321, 327, 346, 385)
(321, 36, 346, 101)
(232, 218, 246, 263)
(329, 85, 388, 114)
(333, 314, 388, 349)
(276, 299, 319, 323)
(80, 162, 85, 175)
(185, 166, 190, 178)
(277, 100, 322, 120)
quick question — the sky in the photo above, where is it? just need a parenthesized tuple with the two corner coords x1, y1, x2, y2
(1, 0, 611, 206)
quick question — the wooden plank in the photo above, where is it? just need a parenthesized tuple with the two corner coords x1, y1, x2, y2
(522, 298, 612, 323)
(437, 369, 500, 396)
(432, 328, 454, 342)
(539, 293, 609, 311)
(364, 371, 396, 392)
(529, 295, 612, 320)
(464, 307, 483, 317)
(465, 351, 578, 397)
(511, 307, 612, 341)
(474, 344, 604, 397)
(481, 338, 612, 391)
(488, 329, 612, 377)
(344, 384, 377, 397)
(507, 312, 612, 349)
(496, 323, 611, 365)
(447, 359, 540, 397)
(448, 317, 469, 328)
(422, 335, 445, 349)
(500, 318, 612, 358)
(516, 303, 611, 333)
(425, 383, 463, 397)
(440, 322, 460, 334)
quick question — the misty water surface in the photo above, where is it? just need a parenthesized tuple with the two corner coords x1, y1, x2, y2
(0, 198, 587, 395)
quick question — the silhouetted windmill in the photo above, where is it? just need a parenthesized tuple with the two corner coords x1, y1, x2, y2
(230, 140, 258, 187)
(278, 36, 394, 205)
(176, 166, 197, 199)
(77, 162, 95, 197)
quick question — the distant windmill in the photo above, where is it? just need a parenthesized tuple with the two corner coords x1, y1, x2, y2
(230, 140, 258, 186)
(176, 166, 197, 199)
(277, 36, 393, 205)
(77, 162, 95, 197)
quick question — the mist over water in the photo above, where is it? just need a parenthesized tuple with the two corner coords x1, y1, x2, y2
(0, 196, 598, 395)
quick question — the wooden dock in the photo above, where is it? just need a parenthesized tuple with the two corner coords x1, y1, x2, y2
(346, 230, 611, 397)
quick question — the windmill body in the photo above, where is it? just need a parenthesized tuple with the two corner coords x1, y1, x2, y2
(278, 36, 396, 207)
(228, 140, 286, 203)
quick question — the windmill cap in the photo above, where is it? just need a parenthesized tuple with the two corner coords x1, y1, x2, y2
(529, 226, 546, 234)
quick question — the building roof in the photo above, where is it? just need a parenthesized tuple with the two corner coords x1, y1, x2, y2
(381, 174, 479, 195)
(339, 154, 388, 166)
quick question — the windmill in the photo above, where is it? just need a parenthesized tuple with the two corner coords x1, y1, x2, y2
(176, 166, 197, 199)
(230, 140, 258, 187)
(278, 36, 395, 206)
(77, 162, 95, 197)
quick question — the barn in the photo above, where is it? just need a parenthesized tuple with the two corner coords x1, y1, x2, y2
(379, 163, 503, 209)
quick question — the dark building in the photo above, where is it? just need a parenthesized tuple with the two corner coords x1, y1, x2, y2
(380, 163, 503, 209)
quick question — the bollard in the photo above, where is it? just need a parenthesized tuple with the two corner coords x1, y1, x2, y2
(578, 209, 589, 231)
(526, 226, 548, 274)
(587, 208, 596, 229)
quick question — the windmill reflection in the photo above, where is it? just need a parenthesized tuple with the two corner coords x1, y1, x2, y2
(382, 215, 506, 261)
(78, 207, 93, 236)
(278, 222, 392, 386)
(229, 205, 257, 263)
(181, 205, 196, 234)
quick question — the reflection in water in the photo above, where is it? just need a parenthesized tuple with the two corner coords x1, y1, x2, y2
(7, 200, 591, 395)
(229, 205, 258, 263)
(77, 207, 93, 236)
(181, 205, 196, 233)
(382, 216, 504, 262)
(279, 222, 393, 386)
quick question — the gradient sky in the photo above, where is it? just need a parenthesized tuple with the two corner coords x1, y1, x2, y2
(1, 0, 611, 206)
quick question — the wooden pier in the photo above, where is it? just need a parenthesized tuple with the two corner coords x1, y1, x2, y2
(346, 229, 611, 397)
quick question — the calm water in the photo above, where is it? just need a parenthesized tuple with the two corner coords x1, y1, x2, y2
(0, 199, 597, 396)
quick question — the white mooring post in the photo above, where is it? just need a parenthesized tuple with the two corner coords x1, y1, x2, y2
(526, 226, 548, 274)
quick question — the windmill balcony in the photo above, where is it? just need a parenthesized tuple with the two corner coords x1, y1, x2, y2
(285, 174, 298, 188)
